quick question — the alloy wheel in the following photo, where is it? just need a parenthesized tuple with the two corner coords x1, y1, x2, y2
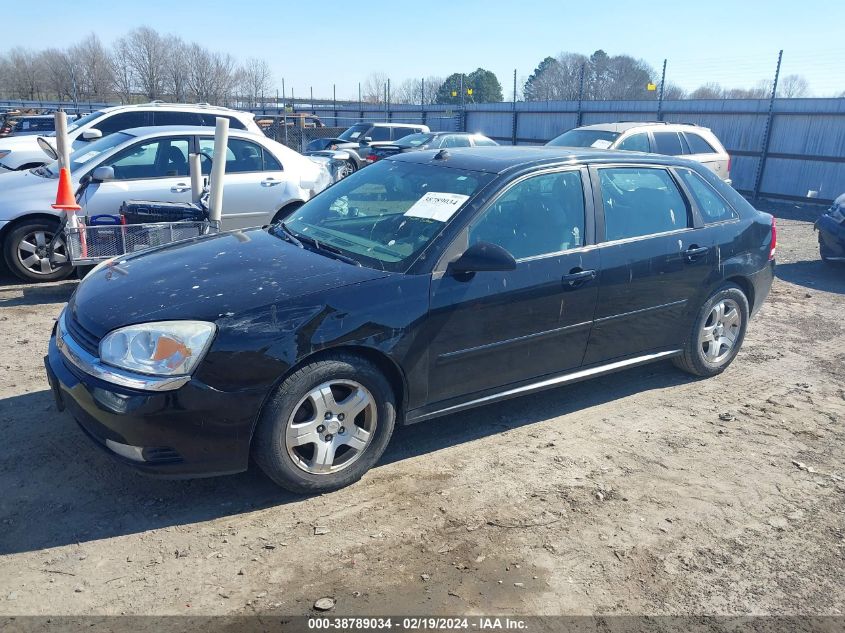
(285, 380, 377, 475)
(699, 298, 742, 364)
(16, 230, 68, 276)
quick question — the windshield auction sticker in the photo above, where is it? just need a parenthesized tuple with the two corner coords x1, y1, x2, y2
(404, 192, 470, 222)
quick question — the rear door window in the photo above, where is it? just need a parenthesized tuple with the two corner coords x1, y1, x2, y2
(199, 137, 271, 173)
(652, 132, 685, 156)
(683, 132, 717, 154)
(676, 168, 738, 223)
(391, 127, 418, 140)
(598, 167, 690, 241)
(153, 111, 203, 126)
(369, 127, 392, 141)
(616, 133, 650, 152)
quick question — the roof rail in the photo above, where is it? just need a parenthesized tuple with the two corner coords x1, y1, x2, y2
(617, 120, 701, 127)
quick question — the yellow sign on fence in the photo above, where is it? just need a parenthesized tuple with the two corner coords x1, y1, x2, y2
(647, 83, 657, 91)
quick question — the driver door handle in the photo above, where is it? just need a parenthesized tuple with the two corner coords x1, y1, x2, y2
(170, 183, 190, 193)
(562, 268, 596, 287)
(261, 178, 282, 187)
(684, 245, 709, 261)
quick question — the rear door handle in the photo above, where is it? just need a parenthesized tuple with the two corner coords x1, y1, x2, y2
(170, 183, 190, 193)
(261, 178, 282, 187)
(684, 245, 709, 261)
(562, 269, 596, 287)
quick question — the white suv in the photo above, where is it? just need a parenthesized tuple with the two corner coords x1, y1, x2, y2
(0, 102, 261, 172)
(547, 122, 732, 184)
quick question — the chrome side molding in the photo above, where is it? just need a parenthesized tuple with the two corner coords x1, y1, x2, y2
(409, 350, 682, 423)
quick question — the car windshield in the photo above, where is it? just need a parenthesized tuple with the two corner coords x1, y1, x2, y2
(547, 129, 620, 149)
(337, 123, 371, 141)
(395, 133, 434, 148)
(44, 131, 133, 176)
(280, 160, 494, 272)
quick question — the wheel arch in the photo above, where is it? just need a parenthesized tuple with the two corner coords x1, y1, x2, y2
(0, 212, 64, 243)
(724, 275, 755, 313)
(250, 344, 410, 443)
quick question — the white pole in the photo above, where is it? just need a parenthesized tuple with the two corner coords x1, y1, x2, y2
(54, 111, 70, 171)
(207, 117, 229, 224)
(189, 153, 202, 204)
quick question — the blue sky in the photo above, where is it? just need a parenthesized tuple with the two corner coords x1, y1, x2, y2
(8, 0, 845, 99)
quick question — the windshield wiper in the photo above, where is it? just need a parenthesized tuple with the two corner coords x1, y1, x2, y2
(276, 221, 303, 248)
(279, 223, 361, 267)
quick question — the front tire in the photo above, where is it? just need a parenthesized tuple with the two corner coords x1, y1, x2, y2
(673, 283, 749, 377)
(252, 353, 396, 494)
(3, 220, 73, 283)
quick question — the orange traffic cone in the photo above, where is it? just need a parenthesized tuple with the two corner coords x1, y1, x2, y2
(52, 167, 81, 211)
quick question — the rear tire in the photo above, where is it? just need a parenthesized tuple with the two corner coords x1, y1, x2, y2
(3, 220, 73, 283)
(337, 160, 357, 179)
(252, 353, 396, 494)
(673, 283, 749, 377)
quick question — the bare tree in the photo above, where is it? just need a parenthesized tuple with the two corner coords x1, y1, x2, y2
(71, 34, 113, 100)
(240, 58, 273, 108)
(361, 72, 389, 103)
(778, 74, 809, 98)
(39, 48, 77, 101)
(110, 38, 135, 103)
(122, 27, 167, 100)
(689, 82, 723, 99)
(5, 48, 43, 100)
(393, 76, 444, 104)
(162, 36, 189, 102)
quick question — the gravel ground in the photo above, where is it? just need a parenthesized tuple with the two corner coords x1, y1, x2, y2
(0, 200, 843, 617)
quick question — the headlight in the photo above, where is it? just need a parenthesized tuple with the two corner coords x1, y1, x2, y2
(99, 321, 216, 377)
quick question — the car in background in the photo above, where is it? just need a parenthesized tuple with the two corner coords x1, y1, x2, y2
(46, 147, 775, 493)
(305, 122, 430, 177)
(1, 114, 57, 138)
(0, 126, 331, 282)
(256, 113, 325, 131)
(367, 132, 498, 162)
(0, 102, 262, 172)
(816, 192, 845, 264)
(547, 122, 732, 184)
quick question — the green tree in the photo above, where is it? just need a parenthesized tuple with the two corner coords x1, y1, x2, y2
(435, 68, 503, 104)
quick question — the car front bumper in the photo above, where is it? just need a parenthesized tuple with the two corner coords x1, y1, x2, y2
(45, 327, 267, 478)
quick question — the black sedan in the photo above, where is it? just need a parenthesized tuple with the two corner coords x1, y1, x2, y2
(45, 147, 776, 493)
(367, 132, 498, 162)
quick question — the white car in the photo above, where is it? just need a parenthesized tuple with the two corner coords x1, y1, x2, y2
(0, 126, 332, 282)
(546, 122, 732, 184)
(0, 102, 262, 172)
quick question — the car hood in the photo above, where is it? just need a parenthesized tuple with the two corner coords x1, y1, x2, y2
(0, 134, 39, 150)
(69, 227, 390, 338)
(0, 169, 58, 213)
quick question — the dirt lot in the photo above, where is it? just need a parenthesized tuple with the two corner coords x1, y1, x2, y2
(0, 201, 843, 618)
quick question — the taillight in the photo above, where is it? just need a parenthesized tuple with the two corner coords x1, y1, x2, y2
(769, 217, 777, 260)
(366, 154, 378, 162)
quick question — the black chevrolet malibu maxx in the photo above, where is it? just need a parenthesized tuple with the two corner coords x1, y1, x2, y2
(46, 147, 776, 493)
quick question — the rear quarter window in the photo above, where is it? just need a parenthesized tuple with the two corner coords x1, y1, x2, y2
(677, 168, 738, 223)
(684, 132, 717, 154)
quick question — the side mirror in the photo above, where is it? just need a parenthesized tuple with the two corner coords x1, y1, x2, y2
(37, 136, 58, 160)
(91, 166, 115, 182)
(449, 241, 516, 275)
(82, 128, 103, 141)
